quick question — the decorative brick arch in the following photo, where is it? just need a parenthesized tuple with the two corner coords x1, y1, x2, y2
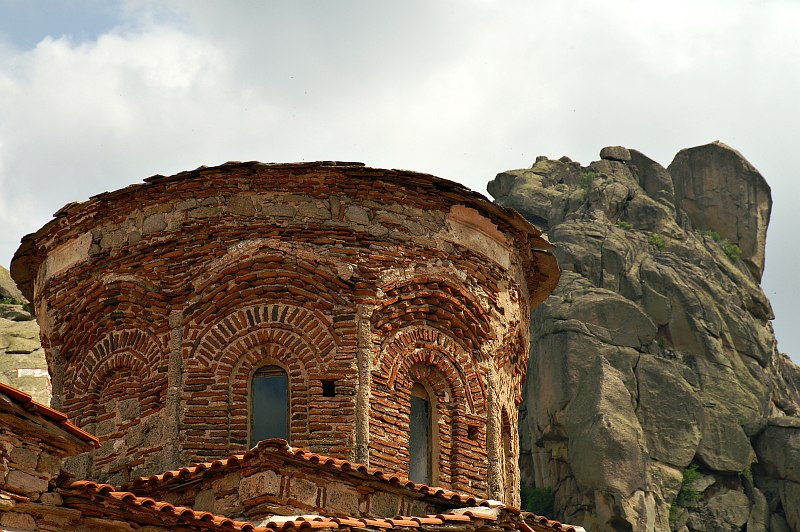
(185, 247, 349, 322)
(181, 303, 337, 460)
(55, 275, 166, 359)
(187, 303, 335, 371)
(372, 275, 496, 359)
(379, 326, 484, 415)
(63, 329, 162, 426)
(59, 329, 163, 482)
(370, 326, 489, 492)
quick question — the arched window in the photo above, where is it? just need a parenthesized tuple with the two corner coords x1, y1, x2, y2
(408, 382, 432, 484)
(250, 364, 289, 446)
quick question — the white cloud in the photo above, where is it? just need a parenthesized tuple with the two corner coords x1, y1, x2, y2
(0, 0, 798, 359)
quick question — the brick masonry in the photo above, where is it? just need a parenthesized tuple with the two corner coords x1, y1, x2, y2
(10, 162, 559, 505)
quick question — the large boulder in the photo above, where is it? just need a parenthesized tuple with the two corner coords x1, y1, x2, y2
(668, 142, 772, 281)
(754, 417, 800, 483)
(493, 143, 800, 530)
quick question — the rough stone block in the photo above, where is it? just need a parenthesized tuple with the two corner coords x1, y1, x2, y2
(10, 446, 39, 469)
(0, 510, 36, 530)
(211, 471, 240, 492)
(195, 488, 215, 513)
(262, 204, 295, 217)
(289, 477, 318, 506)
(370, 490, 401, 518)
(344, 205, 370, 225)
(119, 398, 140, 421)
(325, 484, 360, 514)
(229, 195, 256, 216)
(142, 213, 167, 234)
(238, 470, 280, 501)
(5, 470, 48, 496)
(38, 491, 63, 505)
(37, 452, 62, 478)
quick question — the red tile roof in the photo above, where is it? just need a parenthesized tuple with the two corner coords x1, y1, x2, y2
(64, 481, 266, 531)
(0, 381, 100, 447)
(65, 481, 523, 532)
(125, 438, 499, 508)
(522, 513, 586, 532)
(119, 439, 583, 531)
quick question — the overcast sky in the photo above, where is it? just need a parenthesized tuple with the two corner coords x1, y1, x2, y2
(0, 0, 798, 362)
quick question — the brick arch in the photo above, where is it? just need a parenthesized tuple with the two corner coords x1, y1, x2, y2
(60, 337, 163, 483)
(62, 328, 163, 425)
(55, 275, 166, 359)
(181, 303, 337, 461)
(186, 303, 335, 371)
(370, 326, 489, 493)
(378, 326, 483, 415)
(185, 245, 350, 321)
(372, 275, 496, 355)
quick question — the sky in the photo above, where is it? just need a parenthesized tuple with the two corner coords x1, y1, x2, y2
(0, 0, 798, 362)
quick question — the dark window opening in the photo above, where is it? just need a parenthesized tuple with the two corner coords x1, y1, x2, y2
(321, 379, 336, 397)
(467, 424, 480, 441)
(250, 364, 288, 446)
(409, 383, 432, 485)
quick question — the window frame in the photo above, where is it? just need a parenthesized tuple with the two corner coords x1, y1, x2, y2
(408, 381, 440, 485)
(248, 363, 290, 447)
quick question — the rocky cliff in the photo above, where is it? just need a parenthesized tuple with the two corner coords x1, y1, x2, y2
(489, 142, 800, 531)
(0, 265, 49, 404)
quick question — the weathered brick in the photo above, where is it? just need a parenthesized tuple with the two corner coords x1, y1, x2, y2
(13, 163, 556, 503)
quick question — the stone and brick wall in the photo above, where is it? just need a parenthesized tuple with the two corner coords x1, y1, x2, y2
(11, 162, 558, 504)
(0, 383, 97, 531)
(131, 442, 454, 521)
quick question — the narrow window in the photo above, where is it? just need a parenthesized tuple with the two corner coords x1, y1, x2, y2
(408, 383, 432, 484)
(250, 364, 289, 446)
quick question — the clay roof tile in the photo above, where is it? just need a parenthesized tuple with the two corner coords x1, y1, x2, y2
(64, 481, 270, 532)
(0, 382, 100, 448)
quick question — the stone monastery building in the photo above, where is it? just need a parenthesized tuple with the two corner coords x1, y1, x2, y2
(1, 162, 582, 531)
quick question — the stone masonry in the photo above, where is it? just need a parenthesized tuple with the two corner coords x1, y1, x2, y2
(10, 161, 559, 505)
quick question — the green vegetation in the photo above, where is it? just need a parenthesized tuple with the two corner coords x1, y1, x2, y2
(0, 296, 21, 305)
(617, 219, 633, 231)
(520, 485, 554, 516)
(579, 170, 597, 189)
(648, 234, 666, 251)
(699, 229, 742, 263)
(669, 463, 703, 525)
(723, 242, 742, 262)
(677, 463, 703, 503)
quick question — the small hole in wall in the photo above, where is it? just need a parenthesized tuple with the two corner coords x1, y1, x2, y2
(322, 379, 336, 397)
(467, 425, 480, 440)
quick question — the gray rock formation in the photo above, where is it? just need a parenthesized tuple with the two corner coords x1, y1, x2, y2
(0, 265, 49, 405)
(0, 264, 25, 304)
(491, 142, 800, 530)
